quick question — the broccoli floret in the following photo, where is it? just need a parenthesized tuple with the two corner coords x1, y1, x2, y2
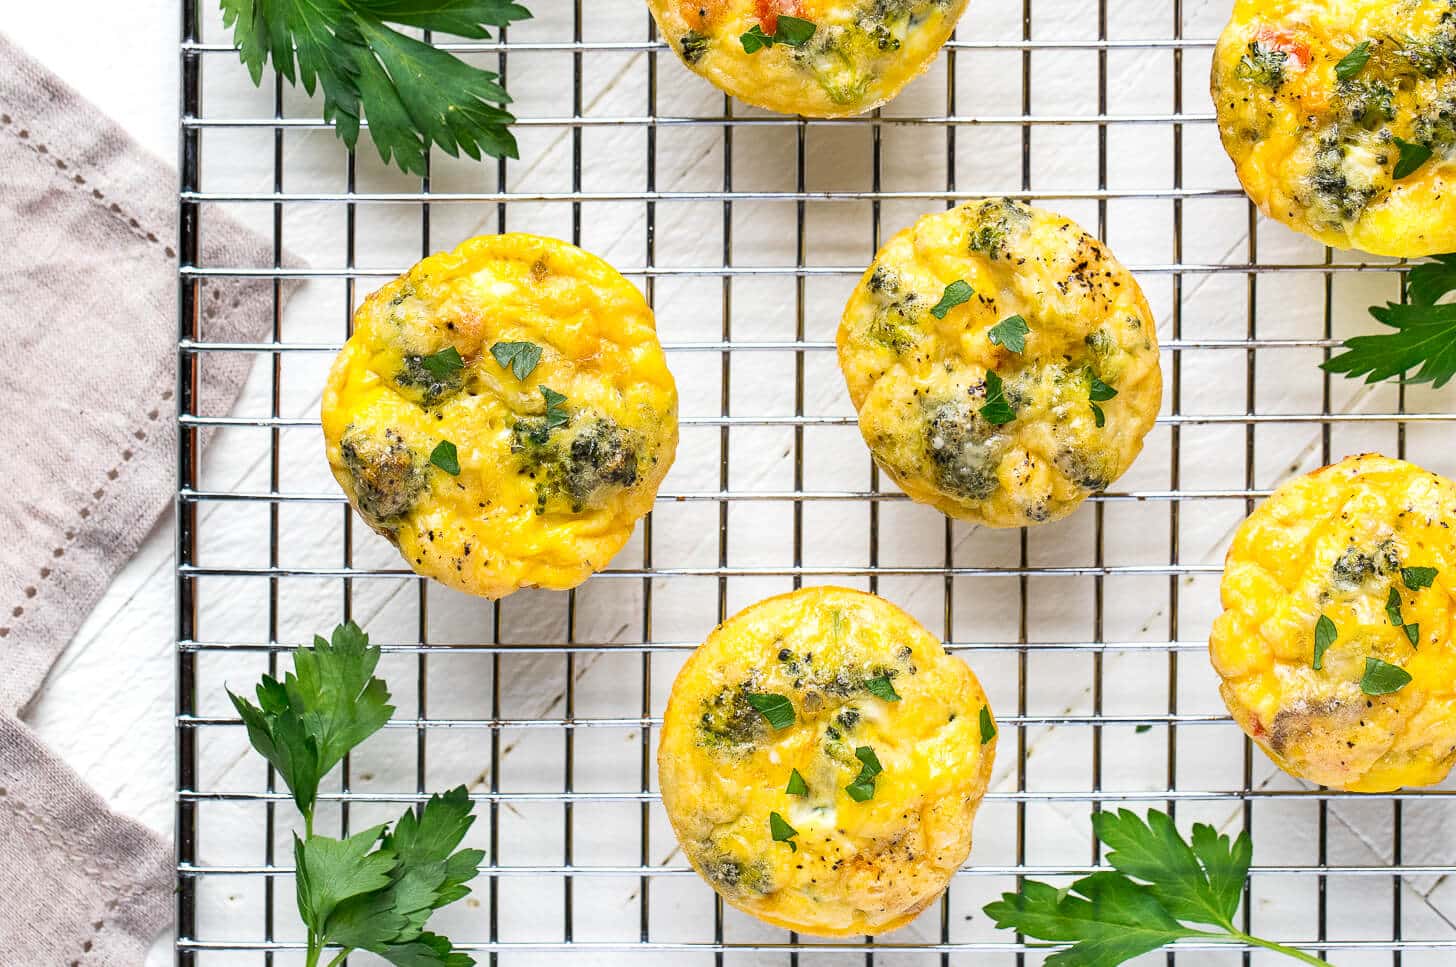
(1235, 42, 1291, 90)
(339, 427, 427, 524)
(1054, 446, 1111, 492)
(1305, 132, 1382, 227)
(697, 685, 766, 751)
(924, 400, 1000, 501)
(1338, 79, 1396, 128)
(966, 198, 1031, 261)
(1331, 539, 1401, 591)
(680, 31, 710, 65)
(513, 417, 642, 514)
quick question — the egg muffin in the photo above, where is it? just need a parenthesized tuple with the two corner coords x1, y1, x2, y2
(321, 234, 678, 599)
(658, 586, 996, 936)
(1212, 0, 1456, 257)
(647, 0, 969, 117)
(837, 199, 1162, 528)
(1211, 454, 1456, 792)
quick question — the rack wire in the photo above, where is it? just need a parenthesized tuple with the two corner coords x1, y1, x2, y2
(176, 0, 1456, 963)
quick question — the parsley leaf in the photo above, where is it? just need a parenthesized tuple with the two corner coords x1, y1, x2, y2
(864, 675, 901, 702)
(1091, 402, 1107, 428)
(988, 314, 1030, 352)
(845, 745, 883, 802)
(1323, 255, 1456, 388)
(1334, 41, 1372, 81)
(1386, 586, 1405, 628)
(1361, 657, 1413, 695)
(1406, 623, 1421, 646)
(1313, 614, 1337, 671)
(747, 692, 796, 730)
(1088, 373, 1118, 402)
(980, 705, 997, 745)
(740, 15, 817, 52)
(1393, 137, 1434, 180)
(219, 0, 532, 176)
(540, 385, 569, 430)
(419, 347, 464, 382)
(431, 440, 461, 476)
(769, 811, 799, 851)
(931, 280, 976, 319)
(984, 809, 1330, 966)
(1403, 566, 1439, 591)
(786, 768, 809, 796)
(980, 370, 1017, 426)
(228, 622, 393, 816)
(491, 341, 543, 381)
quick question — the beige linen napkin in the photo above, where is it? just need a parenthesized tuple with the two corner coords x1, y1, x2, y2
(0, 32, 276, 964)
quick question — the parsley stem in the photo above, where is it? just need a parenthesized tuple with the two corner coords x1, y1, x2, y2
(1227, 931, 1332, 966)
(324, 950, 351, 967)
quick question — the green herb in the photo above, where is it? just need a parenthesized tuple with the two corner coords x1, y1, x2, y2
(1405, 623, 1421, 646)
(864, 675, 901, 702)
(1393, 137, 1434, 180)
(786, 768, 809, 796)
(230, 624, 480, 967)
(1386, 586, 1405, 627)
(540, 385, 569, 430)
(980, 370, 1017, 426)
(1335, 41, 1372, 81)
(1089, 373, 1118, 402)
(491, 341, 543, 381)
(746, 692, 796, 730)
(431, 440, 461, 476)
(769, 811, 799, 851)
(740, 15, 816, 53)
(844, 745, 883, 802)
(1361, 657, 1413, 695)
(1403, 566, 1439, 590)
(220, 0, 532, 176)
(1135, 724, 1153, 734)
(930, 280, 976, 319)
(979, 705, 996, 745)
(988, 314, 1030, 352)
(1313, 614, 1337, 671)
(984, 808, 1330, 966)
(1091, 403, 1107, 428)
(1323, 254, 1456, 388)
(419, 346, 464, 381)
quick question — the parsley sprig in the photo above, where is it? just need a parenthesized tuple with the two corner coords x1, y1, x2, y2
(1323, 254, 1456, 387)
(220, 0, 533, 176)
(984, 809, 1330, 966)
(229, 623, 482, 967)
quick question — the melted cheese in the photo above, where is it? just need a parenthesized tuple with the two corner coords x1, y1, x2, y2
(658, 587, 996, 936)
(647, 0, 969, 117)
(837, 199, 1163, 528)
(321, 234, 678, 599)
(1212, 0, 1456, 256)
(1211, 454, 1456, 792)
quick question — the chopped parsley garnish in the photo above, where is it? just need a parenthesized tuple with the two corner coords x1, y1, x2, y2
(979, 705, 996, 745)
(1088, 371, 1118, 428)
(741, 15, 816, 53)
(540, 385, 569, 430)
(1323, 254, 1456, 388)
(1403, 566, 1439, 591)
(491, 340, 543, 380)
(1335, 41, 1372, 81)
(988, 314, 1030, 353)
(786, 768, 809, 796)
(746, 692, 796, 730)
(1360, 657, 1413, 696)
(930, 280, 976, 319)
(1405, 623, 1421, 646)
(844, 745, 883, 802)
(1135, 724, 1153, 734)
(1385, 587, 1405, 628)
(980, 370, 1017, 426)
(430, 440, 461, 476)
(1393, 137, 1434, 180)
(419, 346, 464, 381)
(1313, 614, 1337, 670)
(864, 675, 901, 702)
(769, 811, 799, 851)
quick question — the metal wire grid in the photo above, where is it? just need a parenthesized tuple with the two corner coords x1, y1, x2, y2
(174, 0, 1456, 963)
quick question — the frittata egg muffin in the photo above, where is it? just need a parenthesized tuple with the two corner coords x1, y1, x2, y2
(1212, 0, 1456, 257)
(322, 234, 678, 599)
(838, 199, 1162, 528)
(1211, 454, 1456, 792)
(647, 0, 970, 117)
(658, 586, 996, 936)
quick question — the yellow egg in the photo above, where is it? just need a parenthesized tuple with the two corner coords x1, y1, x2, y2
(647, 0, 969, 117)
(658, 586, 996, 936)
(837, 199, 1162, 528)
(1212, 0, 1456, 256)
(1211, 454, 1456, 792)
(321, 234, 678, 599)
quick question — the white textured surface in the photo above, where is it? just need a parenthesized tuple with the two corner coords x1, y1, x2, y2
(5, 0, 1456, 964)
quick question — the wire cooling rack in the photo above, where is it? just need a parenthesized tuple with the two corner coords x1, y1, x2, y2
(176, 0, 1456, 963)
